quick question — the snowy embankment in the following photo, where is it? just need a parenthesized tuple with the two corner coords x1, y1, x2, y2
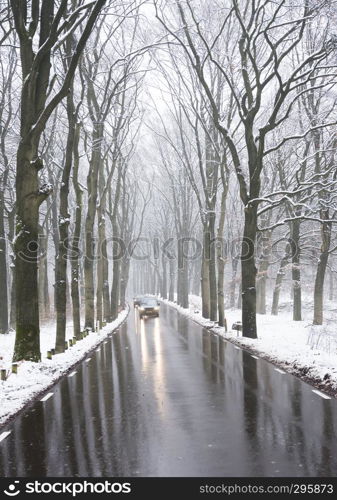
(162, 295, 337, 397)
(0, 308, 129, 426)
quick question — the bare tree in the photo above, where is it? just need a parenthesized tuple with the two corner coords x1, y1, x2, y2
(156, 0, 337, 337)
(10, 0, 107, 361)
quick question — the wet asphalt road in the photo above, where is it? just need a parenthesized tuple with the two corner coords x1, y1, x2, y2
(1, 303, 337, 477)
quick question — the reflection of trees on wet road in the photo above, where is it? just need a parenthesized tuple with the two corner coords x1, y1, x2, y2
(1, 304, 337, 477)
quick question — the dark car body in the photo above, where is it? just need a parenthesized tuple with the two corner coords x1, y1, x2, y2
(138, 298, 160, 318)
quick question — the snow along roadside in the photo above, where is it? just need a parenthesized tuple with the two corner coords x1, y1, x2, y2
(0, 307, 129, 427)
(160, 297, 337, 399)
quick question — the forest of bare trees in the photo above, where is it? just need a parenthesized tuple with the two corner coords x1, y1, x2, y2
(1, 0, 337, 362)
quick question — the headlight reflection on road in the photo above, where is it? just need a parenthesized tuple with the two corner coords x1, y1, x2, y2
(152, 318, 166, 417)
(139, 319, 149, 366)
(139, 316, 166, 418)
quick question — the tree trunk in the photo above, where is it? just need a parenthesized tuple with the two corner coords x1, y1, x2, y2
(38, 225, 50, 321)
(191, 256, 201, 296)
(13, 143, 45, 361)
(169, 258, 175, 301)
(8, 209, 16, 330)
(271, 243, 290, 316)
(49, 183, 60, 314)
(0, 191, 8, 334)
(256, 231, 273, 315)
(96, 240, 103, 329)
(217, 255, 226, 327)
(313, 215, 331, 325)
(161, 256, 167, 299)
(109, 168, 122, 320)
(201, 227, 210, 318)
(208, 214, 217, 321)
(181, 264, 189, 308)
(120, 258, 130, 307)
(71, 124, 82, 340)
(291, 219, 302, 321)
(237, 281, 242, 309)
(313, 252, 329, 325)
(177, 238, 188, 307)
(12, 1, 56, 360)
(119, 262, 126, 308)
(84, 123, 102, 330)
(43, 247, 50, 317)
(96, 212, 105, 328)
(217, 188, 227, 328)
(97, 151, 111, 325)
(102, 234, 111, 322)
(229, 257, 239, 308)
(111, 238, 120, 320)
(256, 261, 268, 314)
(55, 91, 75, 352)
(241, 206, 258, 339)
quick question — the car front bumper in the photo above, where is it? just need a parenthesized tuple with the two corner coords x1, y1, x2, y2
(139, 308, 159, 317)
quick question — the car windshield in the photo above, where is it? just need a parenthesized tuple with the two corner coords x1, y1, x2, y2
(140, 299, 157, 307)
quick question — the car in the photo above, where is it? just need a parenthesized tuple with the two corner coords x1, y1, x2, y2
(138, 298, 160, 318)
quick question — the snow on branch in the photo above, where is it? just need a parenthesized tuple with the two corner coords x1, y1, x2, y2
(38, 183, 53, 196)
(258, 215, 337, 232)
(263, 122, 337, 156)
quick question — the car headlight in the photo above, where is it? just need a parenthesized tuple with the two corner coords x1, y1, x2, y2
(154, 306, 159, 311)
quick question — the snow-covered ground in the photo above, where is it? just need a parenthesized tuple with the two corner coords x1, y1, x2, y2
(0, 308, 129, 426)
(162, 295, 337, 397)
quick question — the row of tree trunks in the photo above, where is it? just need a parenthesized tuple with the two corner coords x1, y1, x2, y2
(11, 0, 107, 361)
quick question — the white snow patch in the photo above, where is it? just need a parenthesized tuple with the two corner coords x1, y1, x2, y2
(0, 308, 128, 426)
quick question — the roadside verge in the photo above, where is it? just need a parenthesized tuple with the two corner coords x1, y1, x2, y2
(0, 306, 129, 428)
